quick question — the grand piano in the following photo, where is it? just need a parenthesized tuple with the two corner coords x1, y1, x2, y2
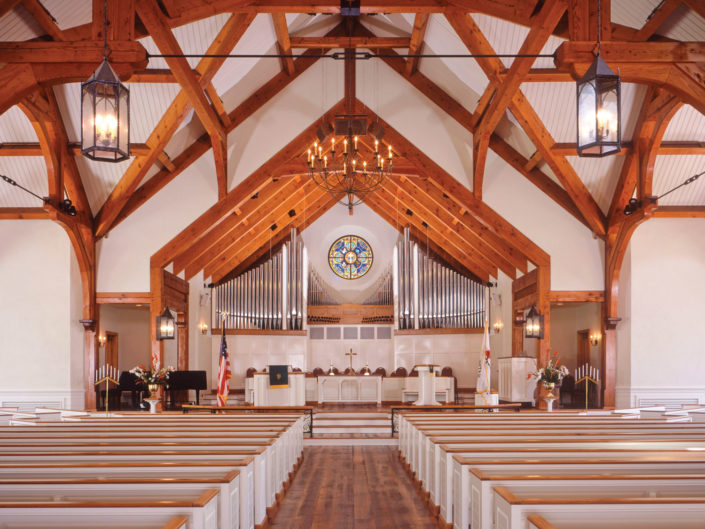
(165, 370, 208, 409)
(116, 370, 207, 410)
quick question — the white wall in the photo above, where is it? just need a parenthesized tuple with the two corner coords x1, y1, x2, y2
(96, 154, 219, 292)
(483, 151, 605, 290)
(98, 305, 150, 372)
(302, 203, 398, 303)
(616, 219, 705, 407)
(0, 221, 84, 409)
(394, 333, 483, 389)
(489, 271, 513, 386)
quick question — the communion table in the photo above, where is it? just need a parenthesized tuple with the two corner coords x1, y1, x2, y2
(252, 371, 305, 406)
(317, 375, 382, 405)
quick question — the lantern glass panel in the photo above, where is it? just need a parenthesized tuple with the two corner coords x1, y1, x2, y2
(597, 81, 618, 143)
(578, 81, 596, 146)
(118, 88, 129, 156)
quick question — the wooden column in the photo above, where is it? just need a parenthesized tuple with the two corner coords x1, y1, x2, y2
(512, 265, 551, 409)
(150, 267, 190, 370)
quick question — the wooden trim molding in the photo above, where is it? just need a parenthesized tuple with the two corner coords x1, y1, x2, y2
(211, 328, 308, 336)
(549, 290, 605, 303)
(97, 292, 151, 304)
(394, 328, 483, 335)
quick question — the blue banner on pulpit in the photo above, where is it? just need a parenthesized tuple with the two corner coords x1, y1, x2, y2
(269, 365, 289, 388)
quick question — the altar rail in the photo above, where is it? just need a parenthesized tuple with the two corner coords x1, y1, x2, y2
(182, 405, 314, 437)
(390, 403, 523, 435)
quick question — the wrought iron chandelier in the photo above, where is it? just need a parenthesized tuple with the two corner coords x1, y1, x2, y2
(307, 121, 393, 214)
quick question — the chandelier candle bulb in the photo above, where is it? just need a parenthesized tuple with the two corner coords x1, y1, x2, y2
(374, 139, 379, 153)
(354, 136, 358, 151)
(344, 138, 348, 153)
(324, 155, 327, 168)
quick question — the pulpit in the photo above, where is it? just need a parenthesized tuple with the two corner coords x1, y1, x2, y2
(252, 369, 305, 406)
(413, 364, 441, 406)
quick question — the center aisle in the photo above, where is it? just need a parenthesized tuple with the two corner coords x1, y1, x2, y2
(270, 446, 438, 529)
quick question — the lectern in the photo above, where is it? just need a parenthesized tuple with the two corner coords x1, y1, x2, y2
(252, 367, 305, 406)
(413, 364, 441, 406)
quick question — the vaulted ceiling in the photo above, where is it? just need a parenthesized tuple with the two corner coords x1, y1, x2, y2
(1, 0, 705, 286)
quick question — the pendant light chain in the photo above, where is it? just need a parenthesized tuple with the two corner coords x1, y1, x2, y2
(103, 0, 108, 60)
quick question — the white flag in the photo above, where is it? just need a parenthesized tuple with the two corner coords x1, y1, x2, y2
(476, 289, 491, 402)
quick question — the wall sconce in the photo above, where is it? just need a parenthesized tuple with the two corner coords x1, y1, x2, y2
(156, 307, 176, 340)
(493, 321, 503, 334)
(590, 331, 601, 346)
(199, 321, 208, 335)
(524, 305, 544, 339)
(98, 334, 106, 347)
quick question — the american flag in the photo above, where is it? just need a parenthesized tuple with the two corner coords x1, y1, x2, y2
(217, 324, 231, 407)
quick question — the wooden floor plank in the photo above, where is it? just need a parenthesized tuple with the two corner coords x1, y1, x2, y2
(270, 446, 437, 529)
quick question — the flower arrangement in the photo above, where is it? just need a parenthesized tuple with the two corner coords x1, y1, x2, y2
(532, 351, 569, 386)
(129, 364, 175, 387)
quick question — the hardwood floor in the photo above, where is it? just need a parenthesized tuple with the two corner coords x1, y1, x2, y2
(271, 446, 438, 529)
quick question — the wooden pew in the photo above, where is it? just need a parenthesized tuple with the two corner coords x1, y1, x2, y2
(0, 489, 220, 529)
(467, 470, 705, 529)
(0, 474, 239, 529)
(494, 485, 705, 529)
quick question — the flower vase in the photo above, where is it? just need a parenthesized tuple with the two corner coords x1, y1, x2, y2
(544, 382, 556, 399)
(148, 383, 159, 396)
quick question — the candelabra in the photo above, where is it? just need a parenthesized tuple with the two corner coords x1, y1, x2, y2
(94, 363, 119, 415)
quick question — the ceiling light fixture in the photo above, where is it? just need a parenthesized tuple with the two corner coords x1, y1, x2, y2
(576, 0, 621, 157)
(81, 0, 130, 162)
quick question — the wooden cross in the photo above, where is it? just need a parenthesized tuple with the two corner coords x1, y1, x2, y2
(345, 348, 357, 371)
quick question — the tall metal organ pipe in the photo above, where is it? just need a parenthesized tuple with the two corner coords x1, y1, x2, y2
(214, 229, 306, 331)
(394, 227, 486, 330)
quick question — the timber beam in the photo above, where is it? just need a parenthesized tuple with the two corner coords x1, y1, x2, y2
(94, 11, 255, 238)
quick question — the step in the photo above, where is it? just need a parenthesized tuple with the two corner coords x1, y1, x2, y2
(314, 418, 390, 426)
(313, 426, 390, 434)
(314, 412, 389, 419)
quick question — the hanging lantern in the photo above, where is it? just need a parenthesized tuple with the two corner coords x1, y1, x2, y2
(524, 305, 544, 339)
(576, 53, 621, 157)
(156, 307, 176, 340)
(81, 59, 130, 162)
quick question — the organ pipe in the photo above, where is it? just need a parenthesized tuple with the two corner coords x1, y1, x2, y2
(394, 227, 486, 330)
(214, 229, 305, 331)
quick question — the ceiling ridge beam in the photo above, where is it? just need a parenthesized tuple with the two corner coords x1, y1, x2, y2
(288, 36, 411, 48)
(94, 11, 255, 237)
